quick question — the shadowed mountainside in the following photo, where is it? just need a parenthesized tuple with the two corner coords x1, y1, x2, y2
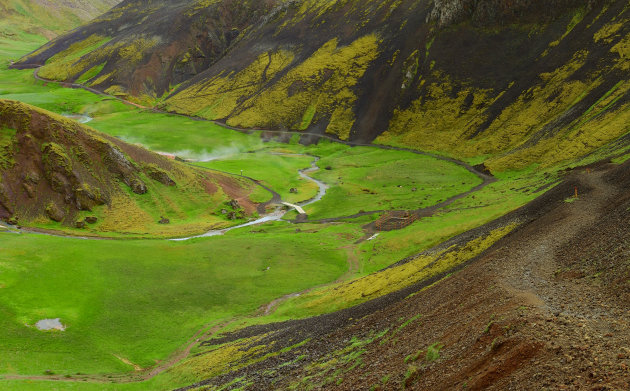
(13, 0, 630, 172)
(0, 99, 257, 236)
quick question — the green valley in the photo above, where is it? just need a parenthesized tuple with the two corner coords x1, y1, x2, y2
(1, 0, 629, 390)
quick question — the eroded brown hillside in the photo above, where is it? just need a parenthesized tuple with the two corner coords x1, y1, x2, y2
(0, 99, 257, 236)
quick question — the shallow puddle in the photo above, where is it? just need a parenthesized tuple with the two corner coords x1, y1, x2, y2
(35, 318, 65, 331)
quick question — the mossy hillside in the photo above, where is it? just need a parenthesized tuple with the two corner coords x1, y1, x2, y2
(166, 336, 267, 387)
(0, 126, 17, 170)
(166, 49, 296, 120)
(167, 34, 380, 140)
(38, 34, 113, 81)
(285, 329, 390, 390)
(0, 99, 258, 236)
(377, 4, 630, 172)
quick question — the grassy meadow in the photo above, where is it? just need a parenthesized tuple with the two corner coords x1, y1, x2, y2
(0, 227, 350, 375)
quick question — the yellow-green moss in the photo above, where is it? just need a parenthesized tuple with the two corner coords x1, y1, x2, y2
(378, 46, 629, 172)
(168, 34, 380, 139)
(168, 50, 295, 120)
(76, 63, 105, 84)
(117, 36, 161, 65)
(38, 34, 111, 81)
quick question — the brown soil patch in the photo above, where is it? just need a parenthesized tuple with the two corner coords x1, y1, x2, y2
(211, 172, 257, 214)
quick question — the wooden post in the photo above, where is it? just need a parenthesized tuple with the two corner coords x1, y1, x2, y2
(574, 186, 578, 198)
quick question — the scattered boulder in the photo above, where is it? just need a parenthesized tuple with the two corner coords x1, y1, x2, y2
(221, 209, 228, 215)
(412, 187, 417, 192)
(158, 216, 170, 224)
(145, 164, 176, 186)
(129, 178, 147, 195)
(7, 216, 18, 225)
(41, 143, 73, 179)
(228, 199, 241, 209)
(45, 202, 64, 222)
(74, 219, 86, 229)
(85, 216, 98, 224)
(24, 171, 40, 185)
(325, 166, 332, 170)
(96, 140, 148, 194)
(289, 188, 298, 194)
(74, 183, 107, 211)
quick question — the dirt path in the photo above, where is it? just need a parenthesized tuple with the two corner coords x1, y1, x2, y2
(498, 172, 614, 315)
(337, 246, 360, 282)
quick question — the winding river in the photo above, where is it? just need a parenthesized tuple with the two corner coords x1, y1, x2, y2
(171, 155, 329, 241)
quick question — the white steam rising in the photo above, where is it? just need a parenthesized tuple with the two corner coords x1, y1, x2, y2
(118, 135, 244, 162)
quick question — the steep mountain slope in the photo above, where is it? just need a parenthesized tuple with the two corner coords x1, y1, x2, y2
(14, 0, 630, 172)
(0, 0, 120, 39)
(15, 0, 284, 103)
(0, 99, 258, 236)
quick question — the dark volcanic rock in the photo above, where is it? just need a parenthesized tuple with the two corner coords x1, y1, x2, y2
(45, 202, 65, 222)
(145, 164, 176, 186)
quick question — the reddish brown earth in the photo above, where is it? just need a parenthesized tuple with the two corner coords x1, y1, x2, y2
(180, 161, 630, 390)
